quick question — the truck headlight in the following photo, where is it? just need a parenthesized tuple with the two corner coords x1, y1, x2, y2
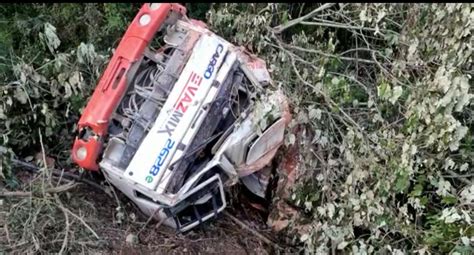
(76, 146, 88, 161)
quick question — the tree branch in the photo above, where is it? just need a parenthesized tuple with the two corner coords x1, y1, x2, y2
(273, 3, 336, 34)
(10, 158, 110, 196)
(280, 42, 377, 64)
(0, 182, 78, 197)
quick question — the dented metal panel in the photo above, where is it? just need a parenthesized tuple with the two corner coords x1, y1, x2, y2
(124, 34, 230, 190)
(73, 3, 291, 232)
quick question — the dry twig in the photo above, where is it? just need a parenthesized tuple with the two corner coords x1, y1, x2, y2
(223, 211, 282, 251)
(0, 182, 78, 197)
(137, 207, 168, 237)
(55, 195, 70, 255)
(61, 206, 100, 240)
(10, 158, 110, 197)
(446, 170, 473, 186)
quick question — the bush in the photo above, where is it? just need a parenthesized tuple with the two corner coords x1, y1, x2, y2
(208, 3, 473, 253)
(1, 3, 472, 254)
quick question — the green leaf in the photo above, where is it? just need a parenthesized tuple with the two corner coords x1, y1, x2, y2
(14, 87, 28, 104)
(410, 183, 424, 197)
(282, 10, 288, 24)
(43, 22, 61, 54)
(395, 170, 410, 193)
(441, 195, 457, 205)
(389, 86, 403, 104)
(377, 81, 391, 99)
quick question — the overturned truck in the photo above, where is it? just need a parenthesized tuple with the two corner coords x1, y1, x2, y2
(71, 3, 290, 232)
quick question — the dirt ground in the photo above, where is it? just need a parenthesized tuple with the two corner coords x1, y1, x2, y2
(9, 170, 297, 255)
(1, 150, 300, 254)
(75, 184, 284, 254)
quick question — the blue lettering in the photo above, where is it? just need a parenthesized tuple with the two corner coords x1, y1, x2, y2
(147, 138, 175, 179)
(204, 44, 224, 79)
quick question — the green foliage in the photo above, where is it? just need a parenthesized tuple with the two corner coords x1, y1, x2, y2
(424, 215, 473, 253)
(0, 3, 472, 253)
(185, 3, 212, 21)
(209, 3, 473, 253)
(0, 5, 139, 252)
(0, 4, 137, 177)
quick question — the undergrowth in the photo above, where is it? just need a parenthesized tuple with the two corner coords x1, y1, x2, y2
(0, 3, 208, 253)
(0, 3, 472, 254)
(208, 3, 473, 254)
